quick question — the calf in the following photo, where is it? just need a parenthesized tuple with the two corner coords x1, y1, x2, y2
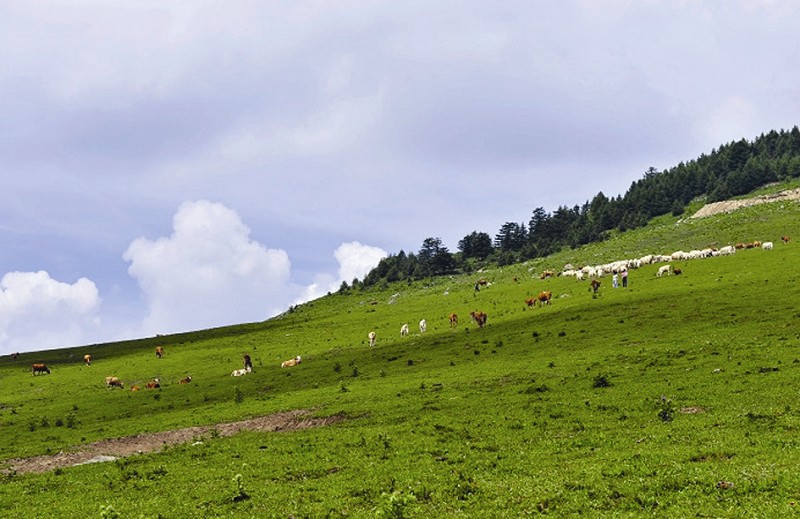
(400, 323, 409, 337)
(419, 319, 427, 333)
(32, 363, 51, 375)
(590, 279, 601, 294)
(448, 313, 458, 328)
(155, 346, 164, 359)
(83, 354, 92, 366)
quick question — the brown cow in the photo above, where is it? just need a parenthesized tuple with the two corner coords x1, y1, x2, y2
(525, 297, 536, 307)
(130, 385, 141, 392)
(178, 376, 192, 384)
(84, 354, 92, 366)
(673, 267, 683, 275)
(281, 356, 302, 368)
(32, 363, 51, 375)
(537, 291, 552, 306)
(539, 270, 555, 279)
(470, 311, 488, 328)
(155, 346, 164, 359)
(448, 313, 458, 328)
(590, 279, 601, 294)
(146, 378, 161, 389)
(782, 235, 791, 244)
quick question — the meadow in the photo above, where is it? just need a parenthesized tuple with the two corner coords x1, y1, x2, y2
(1, 191, 799, 517)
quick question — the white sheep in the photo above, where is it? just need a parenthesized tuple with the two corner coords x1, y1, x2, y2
(657, 265, 671, 277)
(762, 241, 774, 250)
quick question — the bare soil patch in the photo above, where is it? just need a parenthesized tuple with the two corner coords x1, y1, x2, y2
(690, 188, 800, 219)
(2, 409, 344, 475)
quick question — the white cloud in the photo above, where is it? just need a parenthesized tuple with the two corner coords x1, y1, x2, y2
(298, 241, 387, 303)
(0, 271, 101, 355)
(123, 200, 293, 335)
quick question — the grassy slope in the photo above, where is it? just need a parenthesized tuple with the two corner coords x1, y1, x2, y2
(1, 189, 799, 517)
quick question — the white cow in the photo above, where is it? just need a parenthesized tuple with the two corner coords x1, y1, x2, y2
(419, 319, 427, 333)
(657, 265, 672, 277)
(762, 241, 774, 250)
(368, 331, 376, 347)
(400, 323, 409, 337)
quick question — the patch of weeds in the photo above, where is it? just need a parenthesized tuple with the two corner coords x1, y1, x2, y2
(592, 374, 611, 388)
(100, 504, 121, 519)
(657, 396, 675, 423)
(333, 362, 342, 373)
(352, 365, 360, 377)
(231, 473, 250, 502)
(375, 490, 417, 519)
(453, 471, 479, 500)
(234, 386, 244, 404)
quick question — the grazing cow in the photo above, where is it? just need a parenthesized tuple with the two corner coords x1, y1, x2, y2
(10, 352, 19, 360)
(657, 265, 671, 277)
(32, 363, 51, 375)
(83, 354, 92, 366)
(782, 235, 790, 244)
(419, 319, 427, 333)
(146, 378, 161, 389)
(105, 376, 124, 388)
(368, 331, 376, 347)
(537, 291, 552, 306)
(281, 356, 301, 368)
(448, 313, 458, 328)
(243, 354, 253, 371)
(178, 376, 192, 384)
(590, 279, 601, 294)
(400, 323, 409, 337)
(525, 297, 536, 307)
(762, 241, 774, 250)
(539, 270, 555, 279)
(470, 311, 488, 328)
(155, 346, 164, 359)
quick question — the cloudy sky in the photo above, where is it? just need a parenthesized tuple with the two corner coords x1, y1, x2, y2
(1, 1, 798, 355)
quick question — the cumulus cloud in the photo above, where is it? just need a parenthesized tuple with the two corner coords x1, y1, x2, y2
(123, 200, 293, 336)
(299, 241, 387, 303)
(0, 271, 100, 355)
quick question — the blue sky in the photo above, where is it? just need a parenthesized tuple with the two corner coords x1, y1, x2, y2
(1, 1, 798, 355)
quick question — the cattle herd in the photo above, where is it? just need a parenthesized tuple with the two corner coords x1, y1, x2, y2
(21, 236, 787, 389)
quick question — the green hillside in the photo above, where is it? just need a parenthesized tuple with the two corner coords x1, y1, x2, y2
(1, 188, 799, 517)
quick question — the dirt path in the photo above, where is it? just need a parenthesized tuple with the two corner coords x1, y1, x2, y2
(690, 187, 800, 218)
(2, 410, 344, 475)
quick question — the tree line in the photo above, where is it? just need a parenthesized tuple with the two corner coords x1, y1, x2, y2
(352, 127, 800, 290)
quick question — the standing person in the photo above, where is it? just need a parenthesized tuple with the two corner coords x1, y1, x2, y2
(621, 268, 628, 288)
(612, 271, 619, 288)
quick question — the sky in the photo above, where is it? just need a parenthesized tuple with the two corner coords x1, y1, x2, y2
(1, 1, 798, 355)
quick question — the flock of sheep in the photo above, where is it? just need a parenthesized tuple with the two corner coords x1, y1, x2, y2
(558, 238, 784, 281)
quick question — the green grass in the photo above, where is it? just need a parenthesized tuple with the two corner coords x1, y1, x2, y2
(1, 189, 800, 517)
